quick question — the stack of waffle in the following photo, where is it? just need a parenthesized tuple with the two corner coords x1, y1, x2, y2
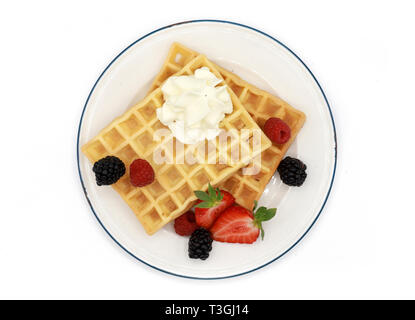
(82, 43, 305, 235)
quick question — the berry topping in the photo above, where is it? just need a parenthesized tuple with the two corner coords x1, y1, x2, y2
(264, 117, 291, 144)
(188, 228, 213, 260)
(92, 156, 126, 186)
(194, 183, 235, 229)
(129, 159, 155, 187)
(174, 211, 198, 236)
(277, 156, 307, 186)
(210, 202, 276, 244)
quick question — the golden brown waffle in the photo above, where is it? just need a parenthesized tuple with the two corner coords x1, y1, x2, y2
(82, 54, 271, 235)
(149, 43, 306, 210)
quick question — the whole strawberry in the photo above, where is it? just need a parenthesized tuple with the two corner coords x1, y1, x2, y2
(210, 201, 276, 244)
(193, 183, 235, 229)
(129, 159, 155, 187)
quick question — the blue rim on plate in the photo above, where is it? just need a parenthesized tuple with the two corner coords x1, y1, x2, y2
(77, 19, 337, 280)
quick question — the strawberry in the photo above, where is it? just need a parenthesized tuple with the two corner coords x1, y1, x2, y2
(264, 117, 291, 144)
(174, 211, 198, 236)
(193, 183, 235, 229)
(129, 159, 155, 187)
(210, 201, 276, 244)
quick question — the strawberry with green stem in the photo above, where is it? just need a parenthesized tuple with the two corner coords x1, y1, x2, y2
(194, 183, 235, 229)
(210, 200, 277, 244)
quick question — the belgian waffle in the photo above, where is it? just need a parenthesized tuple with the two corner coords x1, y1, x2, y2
(82, 54, 271, 235)
(149, 43, 306, 209)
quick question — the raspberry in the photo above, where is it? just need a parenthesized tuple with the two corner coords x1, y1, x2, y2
(129, 159, 155, 187)
(264, 118, 291, 144)
(174, 211, 198, 236)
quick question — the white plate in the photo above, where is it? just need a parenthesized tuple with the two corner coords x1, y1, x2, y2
(77, 20, 337, 279)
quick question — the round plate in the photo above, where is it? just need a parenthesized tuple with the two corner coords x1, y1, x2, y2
(77, 20, 337, 279)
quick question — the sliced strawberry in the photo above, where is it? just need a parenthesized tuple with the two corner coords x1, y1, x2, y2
(210, 206, 258, 244)
(210, 201, 277, 244)
(193, 183, 235, 229)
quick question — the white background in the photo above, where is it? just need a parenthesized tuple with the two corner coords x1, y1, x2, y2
(1, 0, 414, 300)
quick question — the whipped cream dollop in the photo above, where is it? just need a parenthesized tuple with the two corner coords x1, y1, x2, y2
(156, 67, 233, 145)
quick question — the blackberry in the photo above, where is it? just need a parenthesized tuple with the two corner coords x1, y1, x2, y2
(92, 156, 126, 186)
(277, 156, 307, 187)
(188, 228, 213, 260)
